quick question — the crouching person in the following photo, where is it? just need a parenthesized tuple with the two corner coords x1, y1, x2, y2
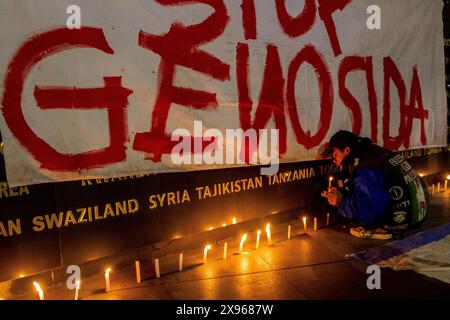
(320, 130, 428, 239)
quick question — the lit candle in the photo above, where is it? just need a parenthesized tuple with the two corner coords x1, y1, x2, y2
(223, 242, 228, 259)
(265, 224, 272, 246)
(155, 259, 160, 278)
(232, 217, 237, 224)
(178, 253, 183, 272)
(287, 225, 291, 239)
(437, 182, 441, 193)
(33, 281, 44, 300)
(135, 260, 141, 283)
(256, 230, 261, 249)
(327, 213, 330, 226)
(328, 176, 334, 189)
(239, 233, 248, 254)
(74, 280, 80, 300)
(203, 245, 212, 264)
(314, 217, 318, 231)
(303, 216, 307, 232)
(104, 268, 111, 292)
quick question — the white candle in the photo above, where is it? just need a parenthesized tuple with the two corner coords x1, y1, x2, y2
(223, 242, 228, 259)
(203, 245, 212, 264)
(239, 234, 248, 254)
(178, 253, 183, 272)
(287, 225, 291, 239)
(33, 281, 44, 300)
(155, 259, 160, 278)
(104, 269, 111, 292)
(232, 217, 237, 224)
(314, 217, 318, 231)
(437, 182, 441, 193)
(327, 213, 330, 226)
(135, 261, 141, 283)
(303, 217, 307, 232)
(265, 224, 272, 246)
(328, 176, 334, 189)
(256, 230, 261, 249)
(74, 280, 80, 300)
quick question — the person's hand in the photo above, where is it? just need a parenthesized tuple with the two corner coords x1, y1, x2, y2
(321, 187, 343, 207)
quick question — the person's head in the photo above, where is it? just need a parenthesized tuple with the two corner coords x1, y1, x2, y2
(321, 130, 360, 166)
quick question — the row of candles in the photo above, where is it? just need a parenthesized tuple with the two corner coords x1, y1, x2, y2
(157, 214, 329, 277)
(429, 175, 450, 195)
(27, 174, 448, 300)
(30, 214, 330, 300)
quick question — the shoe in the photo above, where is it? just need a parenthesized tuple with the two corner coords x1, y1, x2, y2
(350, 226, 392, 240)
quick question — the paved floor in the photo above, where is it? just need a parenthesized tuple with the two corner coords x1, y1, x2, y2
(3, 190, 450, 300)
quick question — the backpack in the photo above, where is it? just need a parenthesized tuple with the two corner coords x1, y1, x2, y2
(382, 154, 428, 231)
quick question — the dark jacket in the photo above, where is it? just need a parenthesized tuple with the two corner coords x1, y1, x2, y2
(338, 143, 393, 228)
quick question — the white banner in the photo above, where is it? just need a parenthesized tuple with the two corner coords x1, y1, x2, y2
(0, 0, 447, 186)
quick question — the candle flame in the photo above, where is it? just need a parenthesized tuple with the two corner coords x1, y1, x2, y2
(419, 173, 424, 177)
(257, 229, 261, 236)
(33, 281, 43, 296)
(447, 175, 450, 180)
(265, 223, 270, 233)
(19, 274, 24, 278)
(232, 217, 237, 224)
(240, 233, 248, 254)
(204, 244, 212, 252)
(329, 176, 333, 182)
(222, 223, 226, 227)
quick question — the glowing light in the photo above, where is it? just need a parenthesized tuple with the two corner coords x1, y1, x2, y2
(328, 176, 334, 188)
(327, 213, 330, 226)
(208, 226, 214, 231)
(222, 223, 227, 227)
(447, 175, 450, 180)
(18, 274, 24, 278)
(232, 217, 237, 224)
(256, 230, 261, 249)
(239, 233, 248, 254)
(314, 217, 318, 231)
(33, 281, 44, 300)
(419, 173, 424, 177)
(104, 268, 111, 292)
(265, 224, 272, 246)
(303, 217, 307, 232)
(135, 260, 141, 283)
(287, 225, 291, 239)
(203, 245, 212, 264)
